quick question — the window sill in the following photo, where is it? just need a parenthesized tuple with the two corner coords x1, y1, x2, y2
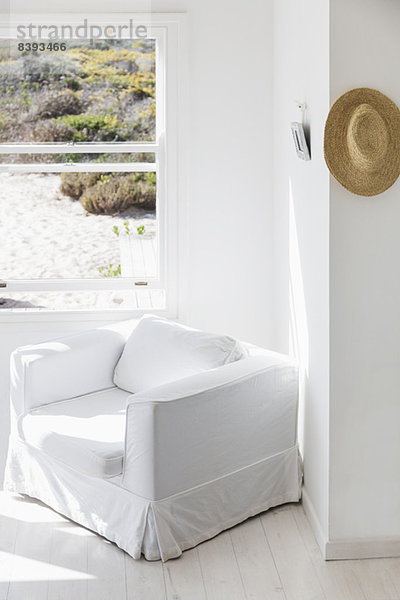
(0, 307, 172, 324)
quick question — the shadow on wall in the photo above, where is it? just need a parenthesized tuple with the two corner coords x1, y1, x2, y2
(288, 177, 309, 454)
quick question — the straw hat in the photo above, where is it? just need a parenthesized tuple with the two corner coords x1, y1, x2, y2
(324, 88, 400, 196)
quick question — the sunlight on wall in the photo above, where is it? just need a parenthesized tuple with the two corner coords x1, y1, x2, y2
(288, 178, 309, 370)
(288, 177, 309, 451)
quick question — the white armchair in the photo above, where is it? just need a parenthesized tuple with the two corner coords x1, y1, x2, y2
(4, 316, 302, 561)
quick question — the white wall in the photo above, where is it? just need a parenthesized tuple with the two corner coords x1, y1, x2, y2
(329, 0, 400, 541)
(176, 0, 274, 346)
(273, 0, 330, 548)
(274, 0, 400, 555)
(0, 0, 275, 480)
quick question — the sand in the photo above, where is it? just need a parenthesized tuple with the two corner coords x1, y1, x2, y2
(0, 172, 156, 310)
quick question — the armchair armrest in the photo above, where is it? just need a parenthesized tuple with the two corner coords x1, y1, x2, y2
(122, 353, 298, 501)
(10, 322, 136, 422)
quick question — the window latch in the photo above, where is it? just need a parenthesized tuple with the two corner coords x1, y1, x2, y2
(134, 281, 148, 286)
(0, 280, 7, 288)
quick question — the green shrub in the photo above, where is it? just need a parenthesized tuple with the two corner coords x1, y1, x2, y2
(130, 101, 156, 141)
(29, 89, 85, 120)
(60, 172, 102, 199)
(0, 40, 156, 144)
(0, 111, 8, 130)
(98, 263, 121, 277)
(144, 171, 156, 186)
(127, 177, 156, 209)
(53, 113, 124, 142)
(80, 177, 131, 214)
(80, 173, 156, 215)
(0, 54, 81, 90)
(32, 119, 75, 142)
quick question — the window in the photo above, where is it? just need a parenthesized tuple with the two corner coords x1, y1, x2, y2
(0, 15, 180, 314)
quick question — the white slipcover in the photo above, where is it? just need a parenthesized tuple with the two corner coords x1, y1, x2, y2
(18, 387, 129, 478)
(114, 314, 247, 393)
(4, 319, 302, 561)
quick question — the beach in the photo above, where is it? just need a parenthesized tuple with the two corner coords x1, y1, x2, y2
(0, 172, 156, 310)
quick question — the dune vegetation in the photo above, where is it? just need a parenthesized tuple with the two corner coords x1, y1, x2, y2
(0, 39, 156, 214)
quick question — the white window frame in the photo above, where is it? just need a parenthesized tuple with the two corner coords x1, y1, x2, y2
(0, 13, 184, 319)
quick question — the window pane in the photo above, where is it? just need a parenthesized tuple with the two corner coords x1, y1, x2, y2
(0, 289, 166, 311)
(0, 152, 155, 163)
(0, 172, 157, 280)
(0, 39, 156, 143)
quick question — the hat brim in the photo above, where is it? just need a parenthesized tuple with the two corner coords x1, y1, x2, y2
(324, 88, 400, 196)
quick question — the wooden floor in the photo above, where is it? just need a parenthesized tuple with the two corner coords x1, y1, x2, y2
(1, 492, 400, 600)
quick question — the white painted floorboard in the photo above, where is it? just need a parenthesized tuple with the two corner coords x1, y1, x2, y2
(1, 492, 400, 600)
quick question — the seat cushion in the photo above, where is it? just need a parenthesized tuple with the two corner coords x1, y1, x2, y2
(18, 387, 130, 478)
(113, 315, 247, 393)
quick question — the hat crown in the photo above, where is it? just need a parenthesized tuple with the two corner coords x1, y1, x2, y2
(324, 88, 400, 196)
(347, 103, 389, 168)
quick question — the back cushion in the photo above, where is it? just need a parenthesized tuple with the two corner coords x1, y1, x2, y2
(113, 315, 247, 393)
